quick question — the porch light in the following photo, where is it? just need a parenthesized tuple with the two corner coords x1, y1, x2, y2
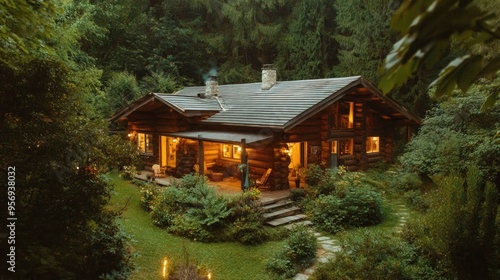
(173, 137, 179, 143)
(208, 272, 212, 279)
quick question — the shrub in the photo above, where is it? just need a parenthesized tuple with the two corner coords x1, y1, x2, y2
(169, 214, 213, 242)
(226, 191, 267, 245)
(390, 171, 424, 192)
(266, 226, 317, 279)
(139, 183, 162, 211)
(183, 182, 232, 227)
(307, 186, 383, 234)
(143, 173, 274, 244)
(175, 173, 203, 189)
(399, 94, 500, 180)
(404, 167, 500, 280)
(311, 230, 443, 280)
(120, 165, 136, 180)
(403, 190, 429, 212)
(289, 188, 307, 202)
(149, 187, 183, 227)
(304, 163, 323, 186)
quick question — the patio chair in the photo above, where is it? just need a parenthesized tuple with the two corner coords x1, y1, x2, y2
(255, 168, 272, 190)
(152, 164, 166, 178)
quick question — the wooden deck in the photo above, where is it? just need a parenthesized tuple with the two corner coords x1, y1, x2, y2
(133, 171, 292, 201)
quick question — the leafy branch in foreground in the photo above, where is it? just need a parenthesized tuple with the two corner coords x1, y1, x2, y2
(380, 0, 500, 111)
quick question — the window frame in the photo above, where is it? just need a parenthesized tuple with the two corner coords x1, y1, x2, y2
(137, 132, 154, 154)
(339, 139, 353, 155)
(366, 136, 380, 154)
(222, 144, 242, 160)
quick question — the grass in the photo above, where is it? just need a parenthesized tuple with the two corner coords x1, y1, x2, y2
(107, 171, 283, 280)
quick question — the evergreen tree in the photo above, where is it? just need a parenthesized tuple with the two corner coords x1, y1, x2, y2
(276, 0, 337, 80)
(0, 1, 135, 277)
(333, 0, 399, 83)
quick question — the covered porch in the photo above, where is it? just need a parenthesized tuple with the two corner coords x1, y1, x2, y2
(133, 170, 292, 203)
(155, 129, 291, 190)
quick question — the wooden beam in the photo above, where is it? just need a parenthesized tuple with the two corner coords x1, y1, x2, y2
(198, 135, 204, 176)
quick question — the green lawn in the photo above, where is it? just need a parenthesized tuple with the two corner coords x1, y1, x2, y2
(107, 171, 283, 280)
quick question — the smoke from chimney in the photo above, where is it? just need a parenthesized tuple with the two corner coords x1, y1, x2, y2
(205, 76, 218, 98)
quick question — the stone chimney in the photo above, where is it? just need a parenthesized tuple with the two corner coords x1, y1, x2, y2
(261, 64, 276, 90)
(205, 76, 218, 98)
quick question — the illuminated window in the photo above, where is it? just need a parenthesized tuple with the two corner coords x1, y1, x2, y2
(339, 102, 354, 129)
(233, 145, 242, 159)
(339, 139, 353, 155)
(222, 144, 242, 159)
(331, 141, 338, 154)
(137, 133, 153, 154)
(366, 137, 380, 153)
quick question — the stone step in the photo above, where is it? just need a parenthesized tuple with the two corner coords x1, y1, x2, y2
(284, 220, 313, 230)
(266, 214, 308, 227)
(259, 194, 291, 206)
(263, 206, 301, 220)
(262, 199, 294, 212)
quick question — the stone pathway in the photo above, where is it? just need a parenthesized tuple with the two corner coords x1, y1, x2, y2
(392, 201, 410, 233)
(292, 231, 341, 280)
(292, 200, 410, 280)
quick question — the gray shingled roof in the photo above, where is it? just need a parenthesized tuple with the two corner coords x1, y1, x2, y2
(112, 76, 420, 128)
(154, 93, 221, 112)
(172, 76, 361, 129)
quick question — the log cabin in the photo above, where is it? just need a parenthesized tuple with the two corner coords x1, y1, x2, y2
(111, 65, 420, 190)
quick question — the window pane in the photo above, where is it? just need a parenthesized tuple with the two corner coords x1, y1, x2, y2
(146, 134, 153, 154)
(331, 141, 337, 154)
(339, 102, 354, 129)
(222, 144, 232, 158)
(339, 139, 353, 155)
(138, 133, 145, 153)
(233, 145, 241, 159)
(366, 137, 379, 153)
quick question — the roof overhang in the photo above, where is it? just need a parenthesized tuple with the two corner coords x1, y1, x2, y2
(110, 94, 156, 122)
(359, 78, 421, 125)
(110, 93, 221, 122)
(163, 130, 274, 146)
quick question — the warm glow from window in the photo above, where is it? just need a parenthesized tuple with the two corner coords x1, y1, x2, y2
(331, 141, 337, 154)
(366, 137, 380, 153)
(339, 139, 353, 155)
(233, 145, 242, 159)
(339, 102, 354, 129)
(137, 133, 153, 154)
(222, 144, 232, 158)
(222, 144, 241, 159)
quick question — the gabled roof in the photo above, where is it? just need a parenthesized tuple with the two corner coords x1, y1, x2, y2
(202, 76, 362, 129)
(111, 76, 421, 128)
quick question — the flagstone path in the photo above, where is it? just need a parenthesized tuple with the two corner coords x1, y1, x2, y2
(292, 200, 410, 280)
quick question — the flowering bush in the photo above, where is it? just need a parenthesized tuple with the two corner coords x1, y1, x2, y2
(120, 165, 137, 180)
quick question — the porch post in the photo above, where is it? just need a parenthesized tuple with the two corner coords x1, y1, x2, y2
(198, 134, 204, 176)
(241, 138, 249, 191)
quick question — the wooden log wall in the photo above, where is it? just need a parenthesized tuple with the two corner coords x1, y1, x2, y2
(247, 145, 274, 177)
(286, 113, 323, 142)
(203, 142, 219, 168)
(176, 139, 198, 175)
(271, 143, 291, 190)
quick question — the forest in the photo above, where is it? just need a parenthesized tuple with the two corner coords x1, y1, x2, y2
(0, 0, 498, 279)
